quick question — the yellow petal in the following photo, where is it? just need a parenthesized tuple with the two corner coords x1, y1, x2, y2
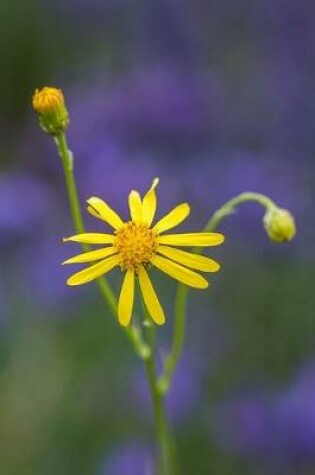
(118, 270, 135, 327)
(128, 190, 142, 223)
(142, 178, 159, 226)
(86, 197, 123, 229)
(158, 232, 224, 247)
(67, 255, 119, 286)
(63, 233, 115, 244)
(157, 246, 220, 272)
(62, 246, 117, 265)
(150, 255, 209, 288)
(138, 266, 165, 325)
(153, 203, 190, 233)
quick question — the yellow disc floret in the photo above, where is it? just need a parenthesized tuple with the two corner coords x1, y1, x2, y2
(114, 222, 158, 272)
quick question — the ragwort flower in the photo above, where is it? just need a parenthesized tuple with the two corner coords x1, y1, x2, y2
(63, 179, 224, 326)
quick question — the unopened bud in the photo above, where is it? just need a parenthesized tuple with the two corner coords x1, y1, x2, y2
(263, 207, 296, 243)
(32, 87, 69, 135)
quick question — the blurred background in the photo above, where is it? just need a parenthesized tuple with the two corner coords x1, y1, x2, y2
(1, 0, 315, 474)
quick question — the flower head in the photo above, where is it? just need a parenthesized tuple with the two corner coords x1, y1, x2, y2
(32, 86, 69, 135)
(263, 207, 296, 243)
(63, 179, 224, 326)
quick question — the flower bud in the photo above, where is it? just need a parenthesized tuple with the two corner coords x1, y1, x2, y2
(263, 207, 296, 243)
(32, 87, 69, 135)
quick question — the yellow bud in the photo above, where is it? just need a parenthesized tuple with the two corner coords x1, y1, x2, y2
(263, 207, 296, 243)
(32, 87, 64, 114)
(32, 87, 69, 135)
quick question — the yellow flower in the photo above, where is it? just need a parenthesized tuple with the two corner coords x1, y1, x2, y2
(32, 87, 69, 135)
(63, 179, 224, 326)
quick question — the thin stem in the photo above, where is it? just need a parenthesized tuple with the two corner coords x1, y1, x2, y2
(139, 290, 176, 475)
(55, 134, 85, 235)
(54, 133, 150, 360)
(159, 192, 276, 393)
(202, 192, 276, 236)
(144, 355, 174, 475)
(157, 284, 186, 395)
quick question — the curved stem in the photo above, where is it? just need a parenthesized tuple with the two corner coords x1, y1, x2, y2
(55, 133, 150, 359)
(158, 192, 276, 393)
(202, 192, 276, 235)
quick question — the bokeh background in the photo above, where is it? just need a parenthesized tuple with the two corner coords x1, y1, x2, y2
(1, 1, 315, 474)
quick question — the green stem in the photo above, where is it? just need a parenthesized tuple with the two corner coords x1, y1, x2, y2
(157, 284, 186, 395)
(140, 292, 175, 475)
(144, 355, 174, 475)
(54, 133, 150, 360)
(158, 192, 276, 393)
(55, 134, 85, 235)
(202, 192, 276, 235)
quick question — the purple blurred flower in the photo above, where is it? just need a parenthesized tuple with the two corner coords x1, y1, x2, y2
(274, 361, 315, 458)
(14, 230, 80, 312)
(261, 0, 315, 66)
(213, 361, 315, 464)
(99, 442, 155, 475)
(107, 67, 224, 152)
(68, 65, 225, 157)
(132, 352, 203, 424)
(213, 392, 273, 456)
(0, 171, 82, 311)
(0, 172, 55, 249)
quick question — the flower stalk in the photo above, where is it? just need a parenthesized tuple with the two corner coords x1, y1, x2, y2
(144, 355, 175, 475)
(140, 291, 176, 475)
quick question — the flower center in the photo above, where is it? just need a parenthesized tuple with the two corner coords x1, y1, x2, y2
(114, 222, 158, 272)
